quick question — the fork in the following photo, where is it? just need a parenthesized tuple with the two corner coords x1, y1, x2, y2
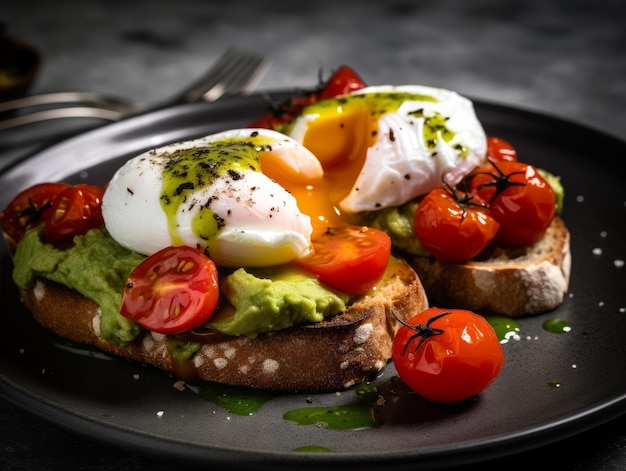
(0, 48, 271, 130)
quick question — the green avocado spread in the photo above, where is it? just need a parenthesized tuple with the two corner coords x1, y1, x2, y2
(13, 226, 145, 345)
(206, 266, 349, 338)
(12, 226, 347, 349)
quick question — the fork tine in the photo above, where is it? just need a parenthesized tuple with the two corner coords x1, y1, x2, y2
(0, 48, 270, 131)
(220, 55, 271, 97)
(174, 48, 270, 103)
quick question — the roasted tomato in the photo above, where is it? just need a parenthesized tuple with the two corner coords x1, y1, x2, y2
(249, 65, 366, 129)
(121, 246, 219, 335)
(392, 307, 505, 403)
(413, 185, 499, 263)
(44, 184, 105, 244)
(465, 160, 556, 246)
(486, 137, 517, 162)
(317, 65, 367, 100)
(296, 225, 391, 295)
(0, 182, 70, 242)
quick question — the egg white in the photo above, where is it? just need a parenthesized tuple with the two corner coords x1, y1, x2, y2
(102, 129, 318, 267)
(287, 84, 487, 214)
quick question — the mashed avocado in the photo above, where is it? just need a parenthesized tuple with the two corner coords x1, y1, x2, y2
(538, 168, 564, 214)
(12, 226, 347, 347)
(207, 266, 349, 338)
(13, 226, 145, 345)
(356, 200, 428, 256)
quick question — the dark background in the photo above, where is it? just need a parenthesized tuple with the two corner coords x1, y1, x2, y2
(2, 0, 625, 469)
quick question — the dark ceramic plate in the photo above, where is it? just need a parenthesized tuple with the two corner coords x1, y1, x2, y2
(1, 92, 625, 470)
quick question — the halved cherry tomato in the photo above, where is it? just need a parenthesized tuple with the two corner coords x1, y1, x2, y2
(413, 186, 499, 263)
(249, 65, 367, 129)
(486, 137, 517, 162)
(296, 225, 391, 295)
(121, 246, 219, 335)
(0, 182, 70, 242)
(44, 184, 105, 244)
(392, 307, 505, 403)
(465, 160, 556, 246)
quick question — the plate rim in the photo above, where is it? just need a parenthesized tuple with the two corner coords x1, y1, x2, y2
(1, 92, 626, 469)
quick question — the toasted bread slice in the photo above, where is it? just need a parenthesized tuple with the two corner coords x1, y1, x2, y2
(18, 255, 428, 393)
(408, 216, 570, 317)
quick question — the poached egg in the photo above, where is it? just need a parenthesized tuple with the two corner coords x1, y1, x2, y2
(268, 84, 487, 236)
(102, 129, 322, 267)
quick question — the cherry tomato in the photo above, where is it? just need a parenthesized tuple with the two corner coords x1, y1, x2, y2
(296, 225, 391, 295)
(44, 184, 105, 244)
(466, 160, 556, 246)
(392, 307, 505, 403)
(317, 65, 367, 100)
(249, 65, 366, 129)
(0, 182, 70, 242)
(121, 246, 219, 335)
(486, 137, 517, 162)
(413, 186, 499, 263)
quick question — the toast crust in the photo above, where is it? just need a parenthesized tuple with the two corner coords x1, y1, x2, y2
(408, 216, 571, 317)
(19, 256, 428, 393)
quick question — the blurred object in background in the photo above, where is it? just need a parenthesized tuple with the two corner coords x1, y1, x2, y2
(0, 23, 42, 102)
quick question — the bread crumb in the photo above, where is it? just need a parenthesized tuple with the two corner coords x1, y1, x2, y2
(262, 358, 279, 374)
(173, 380, 186, 391)
(222, 347, 237, 359)
(353, 323, 373, 345)
(33, 280, 45, 302)
(213, 358, 228, 369)
(92, 312, 101, 337)
(142, 335, 155, 351)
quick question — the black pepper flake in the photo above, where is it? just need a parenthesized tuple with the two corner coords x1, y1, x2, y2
(174, 181, 195, 196)
(213, 213, 226, 230)
(404, 174, 411, 180)
(375, 202, 382, 208)
(389, 129, 396, 142)
(371, 130, 377, 137)
(126, 187, 134, 195)
(251, 131, 259, 137)
(228, 169, 243, 180)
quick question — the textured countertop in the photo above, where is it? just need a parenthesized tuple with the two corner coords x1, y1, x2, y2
(1, 0, 625, 470)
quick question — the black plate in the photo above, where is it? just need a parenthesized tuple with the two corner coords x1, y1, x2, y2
(1, 93, 625, 470)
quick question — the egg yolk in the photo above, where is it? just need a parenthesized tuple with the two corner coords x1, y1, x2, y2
(260, 103, 378, 238)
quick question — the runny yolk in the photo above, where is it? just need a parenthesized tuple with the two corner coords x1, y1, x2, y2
(260, 104, 378, 239)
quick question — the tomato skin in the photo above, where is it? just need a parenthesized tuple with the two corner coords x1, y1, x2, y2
(486, 137, 517, 162)
(318, 65, 367, 100)
(413, 188, 499, 263)
(121, 246, 219, 335)
(296, 225, 391, 295)
(466, 160, 556, 246)
(44, 184, 105, 244)
(0, 182, 71, 242)
(392, 307, 505, 403)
